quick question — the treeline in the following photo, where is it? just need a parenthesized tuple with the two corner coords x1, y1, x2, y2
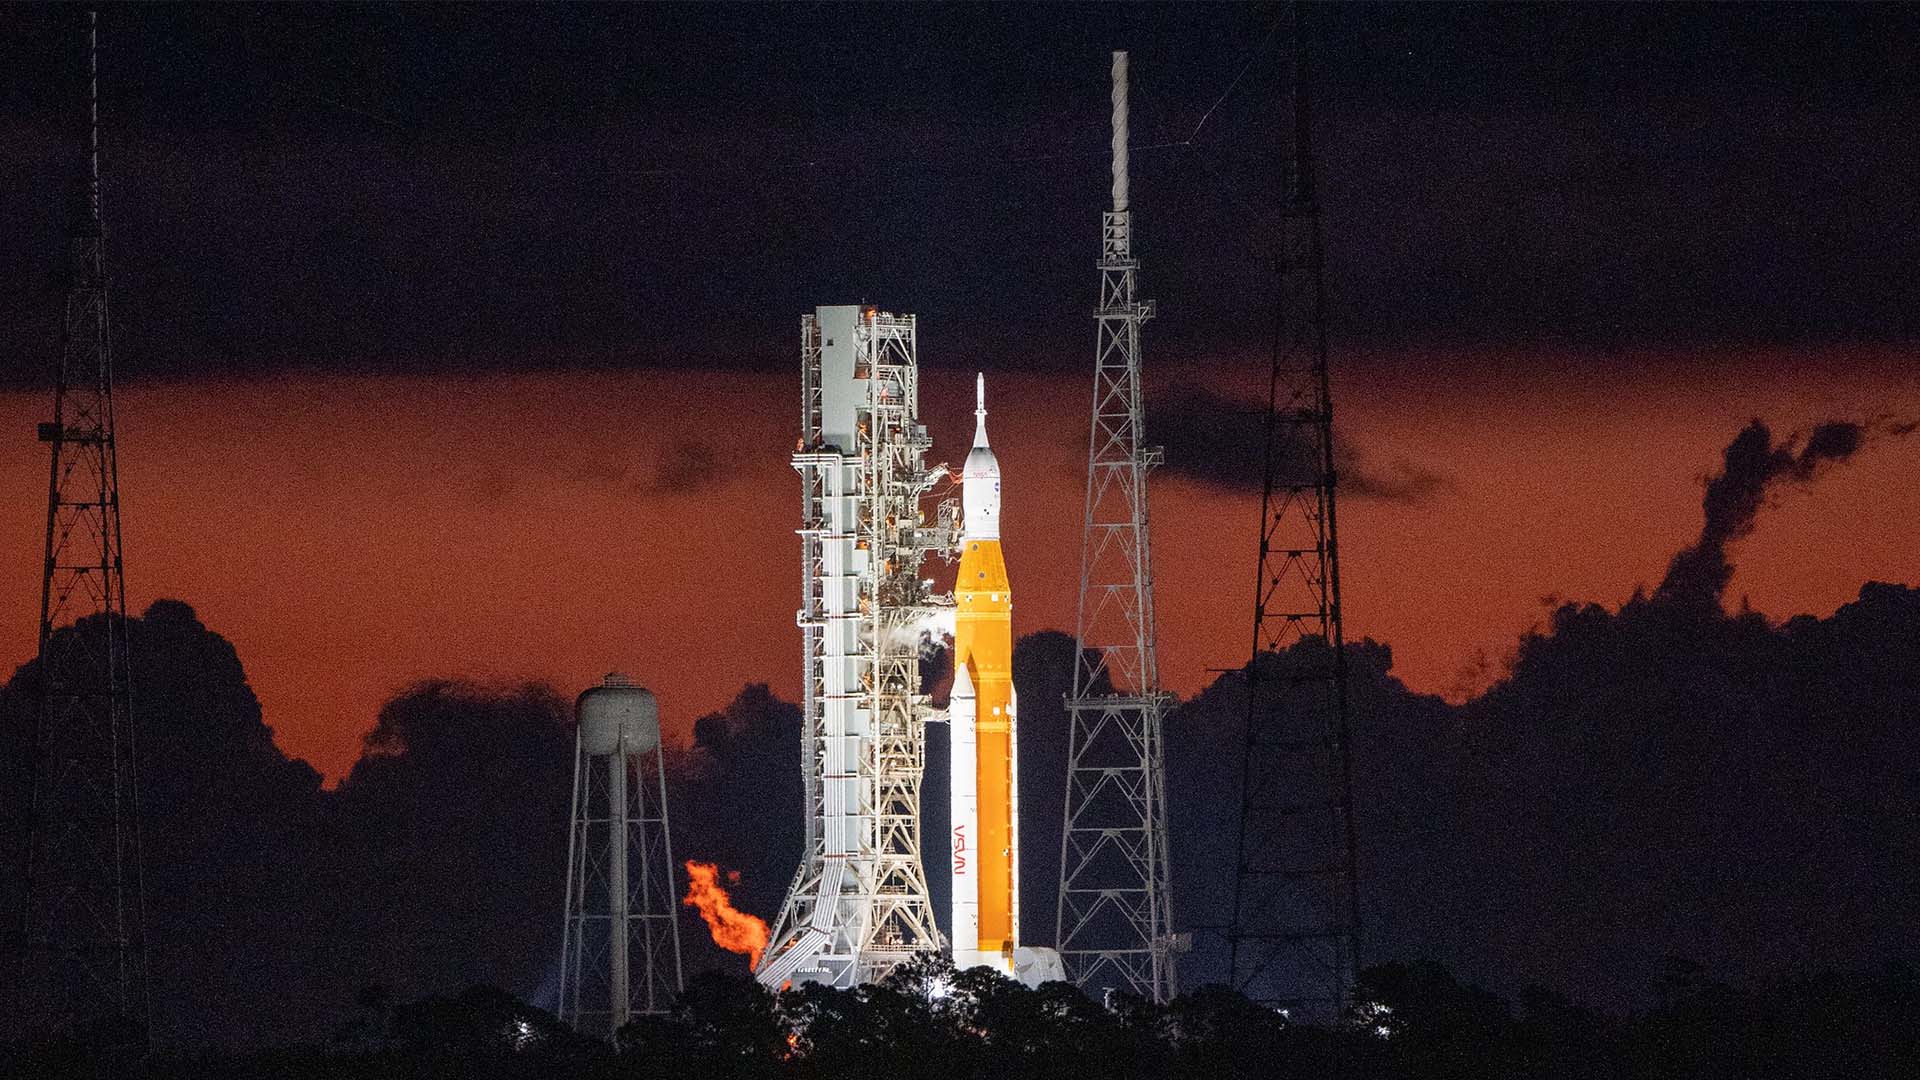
(10, 956, 1912, 1080)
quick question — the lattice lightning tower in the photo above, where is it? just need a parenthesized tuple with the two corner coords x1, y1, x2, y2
(759, 307, 950, 989)
(1227, 6, 1362, 1019)
(1055, 51, 1178, 1005)
(16, 10, 151, 1045)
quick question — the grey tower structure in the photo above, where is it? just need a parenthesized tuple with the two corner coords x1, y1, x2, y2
(1055, 52, 1178, 1005)
(560, 675, 683, 1036)
(15, 11, 150, 1046)
(1228, 6, 1362, 1019)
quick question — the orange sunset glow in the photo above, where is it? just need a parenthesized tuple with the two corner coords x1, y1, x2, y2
(0, 349, 1912, 782)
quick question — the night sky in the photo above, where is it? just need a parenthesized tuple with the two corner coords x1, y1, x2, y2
(1, 1, 1917, 1046)
(1, 2, 1912, 778)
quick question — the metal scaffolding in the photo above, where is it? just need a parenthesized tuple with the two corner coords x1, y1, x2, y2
(760, 307, 949, 989)
(15, 10, 151, 1047)
(1056, 51, 1178, 1006)
(1228, 5, 1362, 1020)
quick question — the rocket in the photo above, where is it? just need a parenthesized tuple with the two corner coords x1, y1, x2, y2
(949, 373, 1022, 975)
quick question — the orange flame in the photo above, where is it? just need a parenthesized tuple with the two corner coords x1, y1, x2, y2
(682, 860, 770, 970)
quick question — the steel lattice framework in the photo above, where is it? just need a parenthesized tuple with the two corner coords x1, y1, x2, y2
(559, 683, 683, 1037)
(1056, 52, 1177, 1006)
(1227, 8, 1361, 1020)
(760, 308, 948, 989)
(15, 11, 150, 1046)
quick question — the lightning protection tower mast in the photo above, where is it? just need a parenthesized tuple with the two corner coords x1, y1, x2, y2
(16, 10, 151, 1046)
(1227, 4, 1362, 1020)
(1056, 51, 1177, 1006)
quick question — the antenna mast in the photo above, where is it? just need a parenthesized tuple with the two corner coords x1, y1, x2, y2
(16, 9, 150, 1047)
(1227, 3, 1362, 1019)
(1056, 51, 1178, 1005)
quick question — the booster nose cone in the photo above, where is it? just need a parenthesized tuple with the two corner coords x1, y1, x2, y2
(963, 373, 1001, 540)
(951, 658, 976, 698)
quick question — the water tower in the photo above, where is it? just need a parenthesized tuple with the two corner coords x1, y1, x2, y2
(559, 674, 683, 1036)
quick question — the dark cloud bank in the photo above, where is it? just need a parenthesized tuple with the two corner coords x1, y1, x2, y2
(3, 4, 1916, 385)
(2, 419, 1915, 1047)
(1149, 383, 1450, 503)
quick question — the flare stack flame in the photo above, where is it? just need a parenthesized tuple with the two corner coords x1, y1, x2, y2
(683, 861, 770, 970)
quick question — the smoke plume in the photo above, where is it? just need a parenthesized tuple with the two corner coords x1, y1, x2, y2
(1655, 419, 1871, 610)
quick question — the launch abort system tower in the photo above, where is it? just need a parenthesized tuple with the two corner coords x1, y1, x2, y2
(15, 12, 150, 1045)
(1056, 51, 1178, 1005)
(759, 306, 949, 989)
(560, 675, 682, 1037)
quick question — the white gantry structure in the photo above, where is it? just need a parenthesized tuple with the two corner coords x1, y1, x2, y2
(759, 305, 954, 989)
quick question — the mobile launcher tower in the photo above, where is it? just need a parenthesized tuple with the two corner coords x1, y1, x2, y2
(759, 306, 955, 989)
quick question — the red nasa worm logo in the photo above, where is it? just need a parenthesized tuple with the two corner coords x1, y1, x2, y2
(953, 824, 968, 874)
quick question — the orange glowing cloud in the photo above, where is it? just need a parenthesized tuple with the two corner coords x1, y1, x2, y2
(682, 860, 770, 970)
